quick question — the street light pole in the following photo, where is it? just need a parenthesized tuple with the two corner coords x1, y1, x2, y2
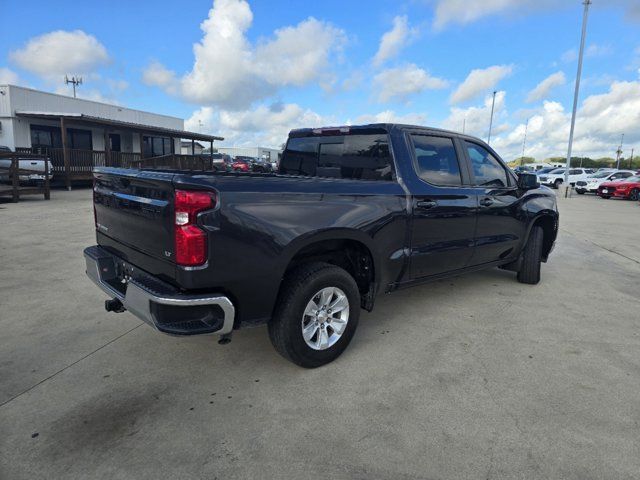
(487, 91, 497, 145)
(521, 118, 529, 167)
(615, 133, 624, 169)
(563, 0, 591, 198)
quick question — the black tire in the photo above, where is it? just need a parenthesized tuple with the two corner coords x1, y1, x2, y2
(630, 189, 639, 201)
(601, 195, 611, 199)
(517, 226, 543, 285)
(268, 262, 360, 368)
(554, 179, 563, 189)
(576, 189, 585, 195)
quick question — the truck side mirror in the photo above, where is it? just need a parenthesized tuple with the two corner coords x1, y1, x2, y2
(517, 173, 539, 190)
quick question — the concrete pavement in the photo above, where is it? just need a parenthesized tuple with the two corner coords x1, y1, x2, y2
(1, 189, 639, 479)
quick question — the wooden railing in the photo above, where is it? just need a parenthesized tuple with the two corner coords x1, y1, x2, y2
(0, 152, 51, 202)
(12, 148, 214, 187)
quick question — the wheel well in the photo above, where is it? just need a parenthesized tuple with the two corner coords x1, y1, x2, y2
(284, 239, 376, 310)
(532, 216, 557, 260)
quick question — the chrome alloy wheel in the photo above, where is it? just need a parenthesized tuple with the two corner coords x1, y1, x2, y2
(301, 287, 350, 350)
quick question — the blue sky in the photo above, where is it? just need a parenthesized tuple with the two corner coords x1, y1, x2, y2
(2, 0, 640, 159)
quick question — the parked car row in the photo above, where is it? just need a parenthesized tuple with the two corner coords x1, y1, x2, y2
(207, 153, 277, 173)
(596, 175, 640, 201)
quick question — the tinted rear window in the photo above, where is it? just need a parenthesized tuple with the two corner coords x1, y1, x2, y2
(280, 134, 394, 181)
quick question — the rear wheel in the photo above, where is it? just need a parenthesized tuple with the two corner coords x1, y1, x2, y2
(517, 226, 543, 285)
(268, 262, 360, 368)
(630, 188, 639, 201)
(554, 179, 563, 189)
(601, 195, 611, 199)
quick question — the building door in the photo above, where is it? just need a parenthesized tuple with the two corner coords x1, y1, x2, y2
(109, 134, 121, 152)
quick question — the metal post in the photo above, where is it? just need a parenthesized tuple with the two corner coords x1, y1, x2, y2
(630, 148, 634, 170)
(487, 91, 497, 145)
(615, 133, 624, 169)
(61, 117, 71, 191)
(563, 0, 592, 198)
(521, 118, 529, 167)
(462, 118, 466, 134)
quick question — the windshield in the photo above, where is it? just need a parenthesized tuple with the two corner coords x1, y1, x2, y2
(590, 172, 612, 179)
(550, 168, 565, 174)
(537, 168, 555, 174)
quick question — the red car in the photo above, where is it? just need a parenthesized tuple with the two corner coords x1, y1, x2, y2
(597, 175, 640, 200)
(231, 159, 250, 172)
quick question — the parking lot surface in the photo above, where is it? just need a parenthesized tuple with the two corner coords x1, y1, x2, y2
(1, 189, 639, 480)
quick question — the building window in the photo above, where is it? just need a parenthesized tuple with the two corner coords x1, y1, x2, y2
(30, 125, 92, 150)
(143, 136, 172, 157)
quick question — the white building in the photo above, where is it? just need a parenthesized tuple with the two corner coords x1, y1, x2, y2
(0, 84, 222, 186)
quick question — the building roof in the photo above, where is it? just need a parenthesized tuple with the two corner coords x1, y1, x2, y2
(15, 111, 224, 142)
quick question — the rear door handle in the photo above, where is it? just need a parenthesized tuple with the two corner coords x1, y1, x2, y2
(479, 198, 494, 207)
(416, 200, 438, 210)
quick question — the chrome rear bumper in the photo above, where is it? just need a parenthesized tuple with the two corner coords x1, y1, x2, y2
(84, 246, 235, 336)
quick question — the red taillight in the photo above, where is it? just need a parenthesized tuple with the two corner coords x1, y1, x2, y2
(174, 190, 215, 266)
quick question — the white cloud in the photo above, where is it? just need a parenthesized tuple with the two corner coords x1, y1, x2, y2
(526, 71, 566, 103)
(373, 15, 418, 66)
(351, 110, 427, 125)
(373, 63, 448, 103)
(187, 102, 329, 147)
(442, 90, 508, 138)
(254, 18, 346, 86)
(142, 61, 179, 94)
(0, 67, 19, 85)
(146, 0, 346, 110)
(432, 0, 640, 30)
(10, 30, 109, 79)
(187, 104, 429, 148)
(450, 65, 512, 104)
(490, 80, 640, 160)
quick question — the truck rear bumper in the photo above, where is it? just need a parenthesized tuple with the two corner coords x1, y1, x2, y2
(84, 245, 235, 336)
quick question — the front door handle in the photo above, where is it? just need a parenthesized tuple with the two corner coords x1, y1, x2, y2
(479, 197, 494, 207)
(416, 200, 438, 210)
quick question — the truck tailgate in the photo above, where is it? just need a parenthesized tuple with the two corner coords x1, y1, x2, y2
(94, 169, 175, 264)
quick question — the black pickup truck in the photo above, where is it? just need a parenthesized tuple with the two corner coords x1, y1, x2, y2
(84, 124, 558, 367)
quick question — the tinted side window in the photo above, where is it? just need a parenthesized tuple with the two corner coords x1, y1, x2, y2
(465, 142, 509, 187)
(569, 169, 582, 175)
(281, 134, 393, 180)
(280, 137, 319, 176)
(411, 135, 462, 186)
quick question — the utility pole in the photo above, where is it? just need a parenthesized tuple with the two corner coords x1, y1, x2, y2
(462, 118, 466, 135)
(563, 0, 591, 198)
(64, 75, 83, 98)
(487, 91, 497, 145)
(520, 118, 529, 167)
(630, 148, 634, 170)
(615, 133, 624, 169)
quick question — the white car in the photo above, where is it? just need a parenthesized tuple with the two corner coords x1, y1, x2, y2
(538, 168, 595, 189)
(574, 170, 636, 194)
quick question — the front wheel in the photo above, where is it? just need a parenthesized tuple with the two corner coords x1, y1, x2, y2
(268, 262, 360, 368)
(554, 179, 563, 189)
(576, 189, 585, 195)
(517, 226, 543, 285)
(630, 189, 639, 201)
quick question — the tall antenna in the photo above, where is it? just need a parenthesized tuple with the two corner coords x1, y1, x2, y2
(64, 75, 83, 98)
